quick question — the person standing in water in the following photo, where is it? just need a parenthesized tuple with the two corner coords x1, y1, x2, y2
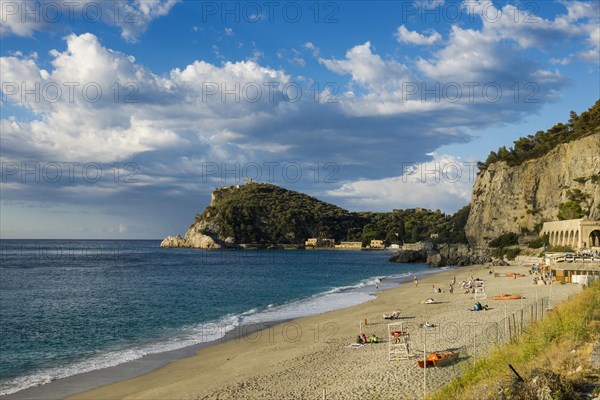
(375, 278, 381, 291)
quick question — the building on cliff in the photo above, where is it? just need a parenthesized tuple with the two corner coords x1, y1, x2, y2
(334, 241, 363, 249)
(304, 238, 335, 248)
(541, 219, 600, 251)
(369, 240, 385, 249)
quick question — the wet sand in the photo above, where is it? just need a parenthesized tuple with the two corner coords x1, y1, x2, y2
(61, 264, 580, 400)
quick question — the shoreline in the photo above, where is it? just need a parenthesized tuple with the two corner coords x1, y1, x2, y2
(1, 319, 292, 400)
(2, 264, 444, 399)
(66, 264, 581, 399)
(4, 264, 582, 399)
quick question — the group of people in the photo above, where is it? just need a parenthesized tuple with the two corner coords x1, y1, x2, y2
(532, 276, 549, 285)
(460, 277, 484, 293)
(357, 333, 380, 344)
(448, 276, 456, 293)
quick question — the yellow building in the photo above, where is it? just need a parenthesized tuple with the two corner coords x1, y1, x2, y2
(304, 238, 335, 248)
(305, 238, 319, 247)
(334, 241, 363, 249)
(370, 239, 385, 249)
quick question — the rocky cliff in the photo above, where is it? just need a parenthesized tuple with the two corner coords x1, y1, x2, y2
(388, 243, 491, 267)
(465, 133, 600, 248)
(160, 183, 352, 249)
(161, 182, 471, 249)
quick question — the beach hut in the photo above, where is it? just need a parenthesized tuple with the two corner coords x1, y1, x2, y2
(551, 265, 600, 283)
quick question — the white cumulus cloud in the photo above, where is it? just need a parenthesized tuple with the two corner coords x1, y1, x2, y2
(327, 154, 474, 213)
(396, 25, 441, 46)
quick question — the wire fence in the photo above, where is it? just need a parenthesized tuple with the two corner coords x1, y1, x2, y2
(393, 295, 558, 399)
(463, 296, 550, 362)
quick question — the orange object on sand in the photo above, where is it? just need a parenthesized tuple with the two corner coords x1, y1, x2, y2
(492, 294, 523, 300)
(417, 352, 459, 368)
(505, 273, 525, 277)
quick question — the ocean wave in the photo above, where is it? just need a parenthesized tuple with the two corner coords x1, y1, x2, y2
(0, 265, 449, 396)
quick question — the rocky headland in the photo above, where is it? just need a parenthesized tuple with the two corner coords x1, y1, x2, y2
(162, 100, 600, 267)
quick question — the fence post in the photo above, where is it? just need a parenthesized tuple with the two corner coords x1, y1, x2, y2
(520, 309, 524, 336)
(541, 297, 545, 320)
(504, 305, 508, 339)
(530, 304, 533, 325)
(508, 317, 512, 342)
(496, 322, 499, 345)
(512, 314, 517, 340)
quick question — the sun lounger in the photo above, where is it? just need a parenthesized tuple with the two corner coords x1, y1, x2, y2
(383, 310, 401, 319)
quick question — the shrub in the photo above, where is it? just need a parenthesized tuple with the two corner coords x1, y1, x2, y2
(527, 235, 548, 249)
(489, 233, 519, 248)
(547, 245, 575, 253)
(504, 248, 521, 260)
(491, 247, 521, 260)
(557, 201, 585, 220)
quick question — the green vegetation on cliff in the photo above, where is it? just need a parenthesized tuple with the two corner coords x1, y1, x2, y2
(197, 184, 353, 244)
(196, 183, 470, 245)
(478, 99, 600, 170)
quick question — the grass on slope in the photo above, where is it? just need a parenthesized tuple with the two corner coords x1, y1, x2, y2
(429, 280, 600, 400)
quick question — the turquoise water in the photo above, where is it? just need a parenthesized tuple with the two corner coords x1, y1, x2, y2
(0, 240, 434, 395)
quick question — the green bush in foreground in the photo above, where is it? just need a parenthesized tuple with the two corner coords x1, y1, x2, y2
(429, 280, 599, 400)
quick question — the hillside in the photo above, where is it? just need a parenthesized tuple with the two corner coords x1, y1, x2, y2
(478, 99, 600, 170)
(161, 183, 469, 249)
(163, 100, 600, 251)
(466, 131, 600, 247)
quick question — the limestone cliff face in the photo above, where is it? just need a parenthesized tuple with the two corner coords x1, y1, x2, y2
(465, 133, 600, 248)
(160, 189, 237, 249)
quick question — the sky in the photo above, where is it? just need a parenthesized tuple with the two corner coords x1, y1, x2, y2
(0, 0, 599, 239)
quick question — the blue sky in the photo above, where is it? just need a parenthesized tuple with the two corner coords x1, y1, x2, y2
(1, 0, 599, 239)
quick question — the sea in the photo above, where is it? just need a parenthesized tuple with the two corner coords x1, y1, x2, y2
(0, 240, 443, 396)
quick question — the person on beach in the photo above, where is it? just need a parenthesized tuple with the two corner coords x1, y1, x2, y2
(452, 276, 456, 286)
(375, 278, 381, 291)
(448, 283, 454, 294)
(413, 275, 418, 287)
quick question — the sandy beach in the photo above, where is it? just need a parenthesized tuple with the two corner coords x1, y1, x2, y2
(63, 263, 580, 400)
